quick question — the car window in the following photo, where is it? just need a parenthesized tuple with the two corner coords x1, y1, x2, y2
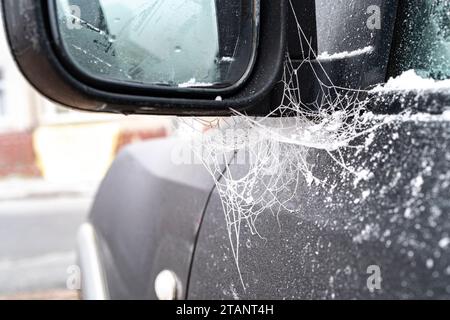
(392, 0, 450, 80)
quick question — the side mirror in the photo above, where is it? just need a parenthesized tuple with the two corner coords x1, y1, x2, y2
(2, 0, 399, 117)
(1, 0, 287, 116)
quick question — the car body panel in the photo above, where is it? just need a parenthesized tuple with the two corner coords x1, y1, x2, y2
(88, 138, 222, 299)
(189, 111, 450, 299)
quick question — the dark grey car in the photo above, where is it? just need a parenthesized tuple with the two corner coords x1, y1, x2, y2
(2, 0, 450, 300)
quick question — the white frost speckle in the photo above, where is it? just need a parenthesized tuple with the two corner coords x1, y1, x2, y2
(353, 169, 372, 187)
(426, 259, 434, 269)
(361, 190, 371, 200)
(220, 56, 235, 63)
(429, 206, 442, 227)
(390, 172, 402, 188)
(411, 175, 424, 197)
(439, 237, 450, 249)
(246, 238, 252, 249)
(344, 265, 352, 275)
(353, 223, 380, 244)
(365, 132, 376, 148)
(404, 208, 414, 219)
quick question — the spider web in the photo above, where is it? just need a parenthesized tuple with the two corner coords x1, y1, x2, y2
(177, 1, 391, 290)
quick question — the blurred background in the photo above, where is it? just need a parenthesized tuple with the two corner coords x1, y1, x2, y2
(0, 14, 173, 299)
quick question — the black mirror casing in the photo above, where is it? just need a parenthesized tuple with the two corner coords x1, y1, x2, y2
(1, 0, 287, 116)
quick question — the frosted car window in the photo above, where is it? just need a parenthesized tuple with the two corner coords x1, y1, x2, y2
(54, 0, 258, 89)
(393, 0, 450, 80)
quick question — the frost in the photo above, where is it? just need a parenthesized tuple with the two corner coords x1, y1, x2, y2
(353, 169, 372, 188)
(364, 132, 376, 148)
(353, 223, 380, 244)
(219, 57, 235, 63)
(317, 46, 374, 61)
(363, 110, 450, 123)
(404, 208, 414, 219)
(371, 69, 450, 93)
(178, 78, 214, 88)
(439, 237, 450, 249)
(411, 175, 424, 197)
(71, 44, 113, 68)
(361, 190, 371, 200)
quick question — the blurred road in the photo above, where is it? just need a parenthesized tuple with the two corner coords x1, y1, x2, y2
(0, 196, 93, 298)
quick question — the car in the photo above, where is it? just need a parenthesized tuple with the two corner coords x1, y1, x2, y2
(1, 0, 450, 300)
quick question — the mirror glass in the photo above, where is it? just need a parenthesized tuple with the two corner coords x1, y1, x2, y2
(53, 0, 258, 90)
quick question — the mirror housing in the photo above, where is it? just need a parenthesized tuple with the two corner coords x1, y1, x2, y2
(1, 0, 287, 116)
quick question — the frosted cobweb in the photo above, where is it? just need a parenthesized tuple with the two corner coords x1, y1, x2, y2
(176, 1, 393, 290)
